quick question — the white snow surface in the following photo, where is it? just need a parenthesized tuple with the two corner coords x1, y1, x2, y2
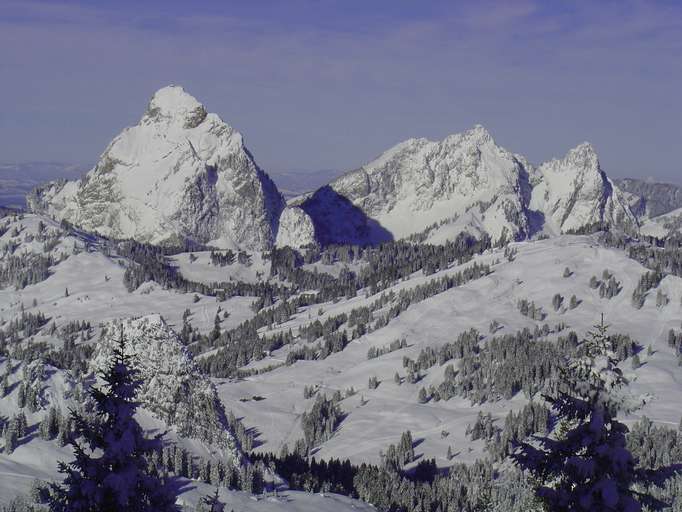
(639, 206, 682, 238)
(218, 235, 682, 467)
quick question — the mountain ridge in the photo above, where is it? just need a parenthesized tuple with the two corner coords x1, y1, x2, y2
(28, 86, 285, 251)
(290, 126, 637, 246)
(27, 85, 649, 250)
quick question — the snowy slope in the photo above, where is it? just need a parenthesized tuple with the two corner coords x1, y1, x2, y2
(218, 235, 682, 466)
(294, 126, 637, 246)
(0, 214, 257, 338)
(1, 221, 680, 508)
(639, 206, 682, 238)
(0, 355, 370, 512)
(27, 86, 285, 251)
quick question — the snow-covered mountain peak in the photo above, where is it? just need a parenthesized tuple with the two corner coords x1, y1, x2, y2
(298, 125, 530, 245)
(539, 141, 603, 186)
(530, 142, 637, 234)
(28, 85, 285, 250)
(142, 85, 207, 127)
(295, 127, 638, 246)
(560, 141, 599, 171)
(443, 124, 494, 148)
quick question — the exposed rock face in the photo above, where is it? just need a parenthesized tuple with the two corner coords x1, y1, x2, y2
(530, 143, 637, 234)
(324, 126, 531, 244)
(299, 127, 637, 245)
(91, 315, 241, 462)
(275, 206, 318, 249)
(28, 86, 285, 251)
(614, 178, 682, 219)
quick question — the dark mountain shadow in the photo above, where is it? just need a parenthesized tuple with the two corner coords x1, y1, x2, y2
(517, 161, 546, 239)
(299, 186, 393, 247)
(166, 476, 196, 497)
(527, 209, 546, 238)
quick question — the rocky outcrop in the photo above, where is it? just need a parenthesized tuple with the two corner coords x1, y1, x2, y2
(275, 206, 318, 249)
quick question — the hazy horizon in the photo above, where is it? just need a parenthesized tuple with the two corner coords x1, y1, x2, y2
(1, 0, 681, 183)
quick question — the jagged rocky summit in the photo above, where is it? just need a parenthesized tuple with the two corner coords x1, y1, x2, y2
(28, 85, 285, 251)
(28, 85, 640, 250)
(292, 126, 638, 245)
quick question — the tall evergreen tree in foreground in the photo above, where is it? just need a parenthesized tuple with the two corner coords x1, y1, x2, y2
(512, 316, 664, 512)
(50, 331, 177, 512)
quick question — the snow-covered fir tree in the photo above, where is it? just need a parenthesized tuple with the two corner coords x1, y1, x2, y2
(512, 316, 669, 512)
(49, 331, 178, 512)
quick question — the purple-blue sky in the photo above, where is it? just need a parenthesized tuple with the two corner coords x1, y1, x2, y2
(1, 0, 681, 181)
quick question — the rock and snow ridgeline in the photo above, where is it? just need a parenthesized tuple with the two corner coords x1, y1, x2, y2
(309, 126, 637, 245)
(28, 86, 285, 251)
(29, 86, 643, 249)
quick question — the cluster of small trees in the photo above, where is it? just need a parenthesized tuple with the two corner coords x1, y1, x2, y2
(209, 249, 236, 266)
(590, 269, 622, 299)
(656, 287, 670, 308)
(146, 443, 264, 495)
(599, 275, 622, 299)
(408, 325, 638, 408)
(0, 252, 62, 289)
(367, 338, 407, 360)
(632, 270, 664, 309)
(269, 246, 358, 302)
(2, 336, 94, 377)
(0, 310, 48, 347)
(382, 431, 415, 470)
(300, 394, 344, 451)
(359, 233, 491, 288)
(202, 262, 489, 377)
(120, 238, 289, 302)
(2, 412, 27, 454)
(517, 298, 545, 320)
(486, 402, 550, 461)
(467, 412, 496, 442)
(443, 328, 560, 403)
(254, 448, 498, 511)
(668, 328, 682, 355)
(626, 235, 682, 278)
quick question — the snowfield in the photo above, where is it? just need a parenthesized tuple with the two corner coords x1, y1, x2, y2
(1, 212, 682, 509)
(217, 234, 682, 467)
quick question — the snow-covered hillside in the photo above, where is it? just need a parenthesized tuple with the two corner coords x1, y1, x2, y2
(218, 234, 682, 465)
(27, 86, 285, 251)
(1, 207, 682, 509)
